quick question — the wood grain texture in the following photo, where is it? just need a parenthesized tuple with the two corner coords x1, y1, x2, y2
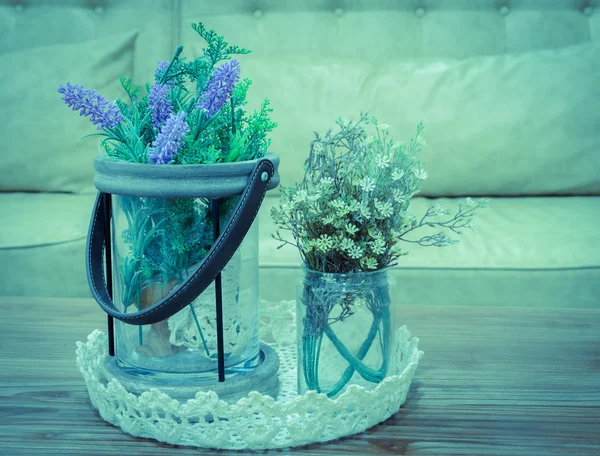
(0, 297, 599, 455)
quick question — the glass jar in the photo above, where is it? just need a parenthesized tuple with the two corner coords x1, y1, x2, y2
(297, 267, 395, 398)
(109, 194, 260, 384)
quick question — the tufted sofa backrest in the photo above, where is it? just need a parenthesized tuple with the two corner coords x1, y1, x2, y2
(3, 1, 598, 56)
(178, 0, 600, 58)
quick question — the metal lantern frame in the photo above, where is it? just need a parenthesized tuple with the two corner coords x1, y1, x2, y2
(86, 153, 279, 386)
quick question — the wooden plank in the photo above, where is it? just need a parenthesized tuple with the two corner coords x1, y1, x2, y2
(0, 297, 599, 455)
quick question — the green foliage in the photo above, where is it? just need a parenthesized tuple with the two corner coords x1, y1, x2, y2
(115, 99, 132, 121)
(118, 196, 217, 304)
(191, 22, 251, 68)
(271, 113, 488, 274)
(226, 130, 250, 162)
(232, 78, 252, 107)
(120, 77, 140, 104)
(244, 99, 277, 160)
(182, 58, 211, 88)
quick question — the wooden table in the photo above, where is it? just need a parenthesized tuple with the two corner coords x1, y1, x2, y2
(1, 297, 599, 455)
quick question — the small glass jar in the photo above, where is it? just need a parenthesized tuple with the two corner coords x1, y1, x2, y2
(110, 194, 260, 384)
(297, 267, 395, 398)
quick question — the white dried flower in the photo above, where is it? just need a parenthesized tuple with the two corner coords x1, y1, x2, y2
(375, 154, 391, 169)
(345, 222, 359, 235)
(320, 177, 334, 187)
(357, 177, 376, 192)
(375, 200, 394, 218)
(391, 169, 405, 181)
(316, 234, 334, 252)
(371, 239, 386, 255)
(346, 198, 359, 212)
(323, 214, 335, 225)
(339, 237, 355, 251)
(414, 168, 428, 180)
(359, 203, 371, 218)
(391, 140, 403, 150)
(307, 191, 322, 202)
(336, 204, 350, 217)
(392, 189, 405, 204)
(432, 203, 448, 216)
(293, 189, 308, 203)
(329, 198, 345, 209)
(361, 257, 378, 269)
(347, 244, 364, 259)
(304, 239, 317, 252)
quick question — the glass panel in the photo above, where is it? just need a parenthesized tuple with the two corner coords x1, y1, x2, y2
(110, 195, 260, 383)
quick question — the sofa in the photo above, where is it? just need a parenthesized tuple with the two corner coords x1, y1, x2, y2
(1, 0, 599, 310)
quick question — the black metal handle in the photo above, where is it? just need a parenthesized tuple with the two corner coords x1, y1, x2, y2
(86, 158, 274, 325)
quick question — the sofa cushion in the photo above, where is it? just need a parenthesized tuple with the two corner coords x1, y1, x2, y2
(0, 32, 137, 193)
(0, 193, 95, 249)
(258, 196, 600, 307)
(0, 192, 96, 297)
(3, 193, 598, 309)
(218, 43, 600, 197)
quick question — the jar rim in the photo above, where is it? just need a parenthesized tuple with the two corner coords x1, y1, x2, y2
(93, 152, 280, 198)
(300, 265, 391, 279)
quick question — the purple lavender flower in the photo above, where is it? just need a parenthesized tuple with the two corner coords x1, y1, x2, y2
(147, 111, 190, 164)
(197, 59, 241, 118)
(154, 60, 169, 82)
(148, 83, 173, 129)
(58, 83, 123, 130)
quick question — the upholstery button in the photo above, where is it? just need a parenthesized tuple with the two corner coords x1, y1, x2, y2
(253, 9, 263, 19)
(499, 5, 509, 16)
(95, 6, 104, 15)
(583, 6, 593, 17)
(334, 7, 344, 17)
(415, 7, 426, 17)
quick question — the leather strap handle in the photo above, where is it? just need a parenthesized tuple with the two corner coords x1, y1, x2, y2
(86, 158, 275, 325)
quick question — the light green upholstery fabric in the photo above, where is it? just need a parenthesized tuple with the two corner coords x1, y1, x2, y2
(0, 32, 137, 193)
(0, 193, 94, 249)
(0, 193, 95, 297)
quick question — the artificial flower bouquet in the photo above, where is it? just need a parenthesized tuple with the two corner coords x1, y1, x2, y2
(272, 112, 487, 396)
(59, 23, 277, 359)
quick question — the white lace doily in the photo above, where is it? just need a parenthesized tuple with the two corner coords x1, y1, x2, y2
(76, 300, 423, 450)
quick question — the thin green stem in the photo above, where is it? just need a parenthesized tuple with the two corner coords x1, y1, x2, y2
(188, 304, 211, 357)
(159, 46, 183, 85)
(314, 333, 323, 392)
